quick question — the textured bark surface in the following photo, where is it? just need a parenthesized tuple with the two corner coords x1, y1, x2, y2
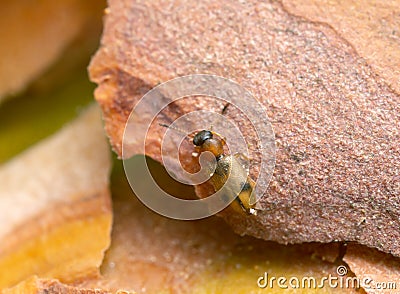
(282, 0, 400, 94)
(89, 0, 400, 257)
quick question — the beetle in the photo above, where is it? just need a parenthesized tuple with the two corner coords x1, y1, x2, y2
(192, 129, 258, 215)
(160, 103, 258, 216)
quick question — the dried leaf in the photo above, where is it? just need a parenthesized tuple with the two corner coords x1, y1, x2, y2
(79, 162, 356, 293)
(0, 106, 112, 288)
(89, 0, 400, 257)
(0, 0, 104, 101)
(2, 276, 129, 294)
(344, 244, 400, 294)
(282, 0, 400, 94)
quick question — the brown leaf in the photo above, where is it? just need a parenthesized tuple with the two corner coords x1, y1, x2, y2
(282, 0, 400, 94)
(344, 244, 400, 294)
(0, 106, 112, 288)
(0, 0, 104, 101)
(2, 276, 128, 294)
(78, 165, 356, 293)
(89, 0, 400, 257)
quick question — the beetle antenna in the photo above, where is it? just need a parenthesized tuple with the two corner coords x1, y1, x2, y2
(210, 102, 231, 132)
(218, 103, 231, 142)
(221, 103, 230, 115)
(159, 123, 188, 135)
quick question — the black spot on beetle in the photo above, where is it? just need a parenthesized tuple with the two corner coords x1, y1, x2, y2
(235, 196, 247, 212)
(214, 160, 230, 176)
(241, 182, 251, 192)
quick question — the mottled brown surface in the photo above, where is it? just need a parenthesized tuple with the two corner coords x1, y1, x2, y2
(89, 0, 400, 256)
(79, 163, 355, 294)
(282, 0, 400, 94)
(344, 244, 400, 294)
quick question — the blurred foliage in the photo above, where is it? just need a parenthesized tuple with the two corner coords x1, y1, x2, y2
(0, 69, 94, 164)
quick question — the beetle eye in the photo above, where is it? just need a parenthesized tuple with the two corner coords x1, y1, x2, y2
(193, 130, 213, 146)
